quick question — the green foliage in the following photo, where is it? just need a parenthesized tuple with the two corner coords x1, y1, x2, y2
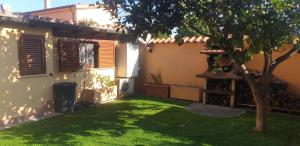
(156, 32, 170, 39)
(210, 66, 224, 73)
(99, 0, 300, 63)
(177, 19, 210, 36)
(95, 75, 115, 88)
(78, 19, 99, 27)
(150, 72, 162, 84)
(209, 55, 233, 73)
(0, 96, 299, 145)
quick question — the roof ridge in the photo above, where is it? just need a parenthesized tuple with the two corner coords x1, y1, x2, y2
(0, 13, 122, 32)
(22, 3, 99, 14)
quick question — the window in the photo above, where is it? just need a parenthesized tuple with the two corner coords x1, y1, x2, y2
(18, 34, 46, 76)
(58, 40, 80, 72)
(79, 42, 99, 69)
(59, 40, 99, 72)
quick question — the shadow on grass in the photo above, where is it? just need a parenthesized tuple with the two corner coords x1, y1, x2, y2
(0, 96, 193, 145)
(0, 102, 134, 145)
(0, 96, 299, 146)
(133, 97, 300, 146)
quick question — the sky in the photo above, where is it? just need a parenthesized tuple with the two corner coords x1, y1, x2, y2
(0, 0, 99, 12)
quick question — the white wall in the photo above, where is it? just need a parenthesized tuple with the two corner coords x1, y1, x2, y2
(127, 43, 139, 77)
(116, 43, 139, 78)
(75, 7, 116, 26)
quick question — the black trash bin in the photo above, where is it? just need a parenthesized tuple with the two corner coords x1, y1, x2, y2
(53, 82, 77, 113)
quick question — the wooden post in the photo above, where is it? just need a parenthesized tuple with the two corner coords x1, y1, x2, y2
(230, 79, 236, 108)
(203, 78, 207, 104)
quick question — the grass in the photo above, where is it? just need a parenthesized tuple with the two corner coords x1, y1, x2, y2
(0, 96, 299, 146)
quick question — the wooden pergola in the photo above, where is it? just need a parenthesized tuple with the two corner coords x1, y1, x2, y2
(0, 15, 133, 41)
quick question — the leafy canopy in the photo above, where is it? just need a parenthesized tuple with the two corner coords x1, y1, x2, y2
(100, 0, 300, 63)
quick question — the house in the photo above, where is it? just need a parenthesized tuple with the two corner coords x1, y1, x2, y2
(24, 2, 116, 27)
(23, 2, 119, 76)
(24, 2, 140, 95)
(0, 3, 134, 126)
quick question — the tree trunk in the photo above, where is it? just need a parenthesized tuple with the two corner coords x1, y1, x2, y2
(253, 91, 266, 132)
(249, 82, 266, 132)
(234, 46, 299, 132)
(237, 64, 267, 132)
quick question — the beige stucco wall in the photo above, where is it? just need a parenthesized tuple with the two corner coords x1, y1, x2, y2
(0, 24, 115, 125)
(141, 43, 207, 87)
(0, 24, 54, 124)
(141, 42, 300, 97)
(246, 51, 300, 95)
(170, 85, 201, 102)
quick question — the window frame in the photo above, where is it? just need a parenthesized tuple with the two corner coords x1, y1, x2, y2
(18, 34, 46, 76)
(58, 39, 80, 72)
(79, 41, 99, 69)
(58, 40, 100, 72)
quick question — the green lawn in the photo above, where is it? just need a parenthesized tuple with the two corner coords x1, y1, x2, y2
(0, 96, 299, 146)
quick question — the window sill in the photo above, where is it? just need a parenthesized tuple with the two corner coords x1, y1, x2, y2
(93, 67, 116, 70)
(76, 68, 116, 72)
(19, 74, 49, 79)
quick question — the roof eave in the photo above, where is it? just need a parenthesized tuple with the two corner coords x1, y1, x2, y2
(0, 15, 133, 41)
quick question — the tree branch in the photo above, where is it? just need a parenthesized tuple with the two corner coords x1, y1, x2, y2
(262, 53, 269, 75)
(183, 22, 228, 50)
(261, 58, 273, 95)
(183, 22, 213, 38)
(271, 46, 299, 71)
(235, 63, 259, 90)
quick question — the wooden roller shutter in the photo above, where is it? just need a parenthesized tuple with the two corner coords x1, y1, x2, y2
(19, 34, 46, 76)
(59, 40, 80, 72)
(99, 41, 115, 68)
(93, 43, 100, 68)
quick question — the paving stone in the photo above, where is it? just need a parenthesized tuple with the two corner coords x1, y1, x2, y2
(186, 103, 245, 117)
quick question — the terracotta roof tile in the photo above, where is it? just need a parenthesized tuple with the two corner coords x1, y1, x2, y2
(150, 36, 208, 44)
(202, 37, 209, 42)
(170, 38, 176, 43)
(153, 38, 161, 43)
(188, 36, 196, 42)
(195, 36, 203, 42)
(183, 37, 189, 42)
(158, 38, 166, 43)
(163, 38, 171, 43)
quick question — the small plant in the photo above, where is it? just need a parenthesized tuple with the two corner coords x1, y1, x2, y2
(210, 66, 224, 73)
(209, 55, 233, 73)
(150, 72, 162, 84)
(94, 75, 115, 88)
(78, 19, 99, 27)
(215, 55, 233, 67)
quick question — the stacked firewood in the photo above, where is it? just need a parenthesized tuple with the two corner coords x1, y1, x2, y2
(235, 73, 300, 112)
(235, 80, 254, 105)
(207, 94, 229, 106)
(207, 79, 231, 106)
(207, 79, 231, 91)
